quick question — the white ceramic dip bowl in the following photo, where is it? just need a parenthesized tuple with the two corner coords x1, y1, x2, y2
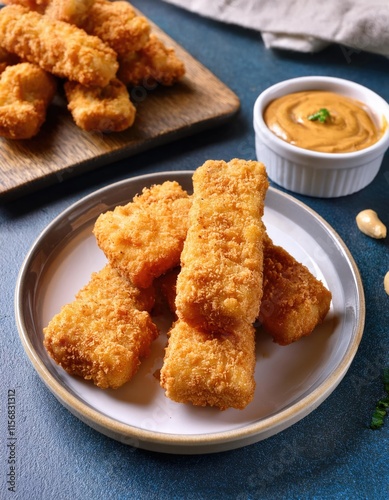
(254, 76, 389, 197)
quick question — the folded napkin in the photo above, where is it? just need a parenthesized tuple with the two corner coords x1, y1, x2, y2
(163, 0, 389, 57)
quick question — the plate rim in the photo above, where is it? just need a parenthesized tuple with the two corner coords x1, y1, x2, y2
(14, 170, 365, 454)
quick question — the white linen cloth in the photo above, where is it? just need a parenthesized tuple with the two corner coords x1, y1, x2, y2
(163, 0, 389, 57)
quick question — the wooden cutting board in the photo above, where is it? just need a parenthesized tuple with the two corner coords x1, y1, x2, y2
(0, 16, 240, 202)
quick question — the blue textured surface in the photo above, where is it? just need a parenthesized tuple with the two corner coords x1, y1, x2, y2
(1, 1, 388, 498)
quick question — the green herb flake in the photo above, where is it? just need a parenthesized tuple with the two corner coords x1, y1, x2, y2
(369, 368, 389, 430)
(308, 108, 331, 123)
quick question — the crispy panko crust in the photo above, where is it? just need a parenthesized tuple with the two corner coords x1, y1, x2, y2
(43, 264, 158, 389)
(154, 239, 332, 346)
(44, 0, 95, 26)
(93, 181, 192, 289)
(82, 0, 150, 55)
(64, 78, 136, 132)
(0, 62, 56, 139)
(259, 235, 332, 345)
(3, 0, 49, 13)
(160, 320, 256, 410)
(175, 159, 269, 334)
(117, 34, 186, 87)
(0, 4, 118, 87)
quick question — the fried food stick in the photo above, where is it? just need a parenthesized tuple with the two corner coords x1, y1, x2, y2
(175, 159, 269, 334)
(0, 62, 56, 139)
(117, 34, 186, 87)
(157, 239, 332, 346)
(64, 78, 136, 132)
(160, 319, 256, 410)
(123, 175, 330, 345)
(82, 0, 151, 55)
(93, 181, 192, 289)
(44, 0, 94, 26)
(3, 0, 93, 25)
(0, 5, 118, 87)
(259, 235, 332, 345)
(2, 0, 49, 13)
(43, 264, 158, 389)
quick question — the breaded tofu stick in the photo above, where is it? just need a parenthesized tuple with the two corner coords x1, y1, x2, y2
(117, 34, 186, 87)
(2, 0, 49, 13)
(0, 5, 118, 87)
(43, 264, 158, 389)
(64, 78, 136, 132)
(155, 239, 332, 346)
(44, 0, 94, 26)
(93, 181, 192, 289)
(5, 0, 94, 25)
(82, 0, 151, 55)
(175, 159, 269, 334)
(0, 62, 56, 139)
(134, 185, 331, 345)
(160, 319, 256, 410)
(259, 235, 332, 345)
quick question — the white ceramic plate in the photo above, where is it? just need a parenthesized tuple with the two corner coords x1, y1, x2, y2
(15, 171, 365, 454)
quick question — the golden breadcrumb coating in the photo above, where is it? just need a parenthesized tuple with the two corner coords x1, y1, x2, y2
(44, 0, 94, 26)
(43, 264, 158, 389)
(3, 0, 49, 13)
(117, 34, 186, 87)
(64, 78, 136, 132)
(82, 0, 150, 55)
(0, 5, 118, 87)
(154, 239, 332, 346)
(175, 159, 269, 334)
(93, 181, 192, 289)
(0, 62, 56, 139)
(259, 235, 332, 345)
(160, 319, 256, 410)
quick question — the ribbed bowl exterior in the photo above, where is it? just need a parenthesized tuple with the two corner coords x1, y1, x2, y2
(253, 77, 389, 198)
(255, 138, 383, 198)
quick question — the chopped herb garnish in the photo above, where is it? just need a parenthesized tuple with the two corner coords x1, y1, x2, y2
(308, 108, 331, 123)
(370, 368, 389, 430)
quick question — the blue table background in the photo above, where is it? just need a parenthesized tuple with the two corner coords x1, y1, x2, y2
(1, 1, 388, 498)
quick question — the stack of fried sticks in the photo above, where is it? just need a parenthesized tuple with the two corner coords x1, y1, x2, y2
(0, 0, 185, 138)
(44, 160, 332, 411)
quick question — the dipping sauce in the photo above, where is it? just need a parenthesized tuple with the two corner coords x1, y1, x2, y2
(264, 90, 384, 153)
